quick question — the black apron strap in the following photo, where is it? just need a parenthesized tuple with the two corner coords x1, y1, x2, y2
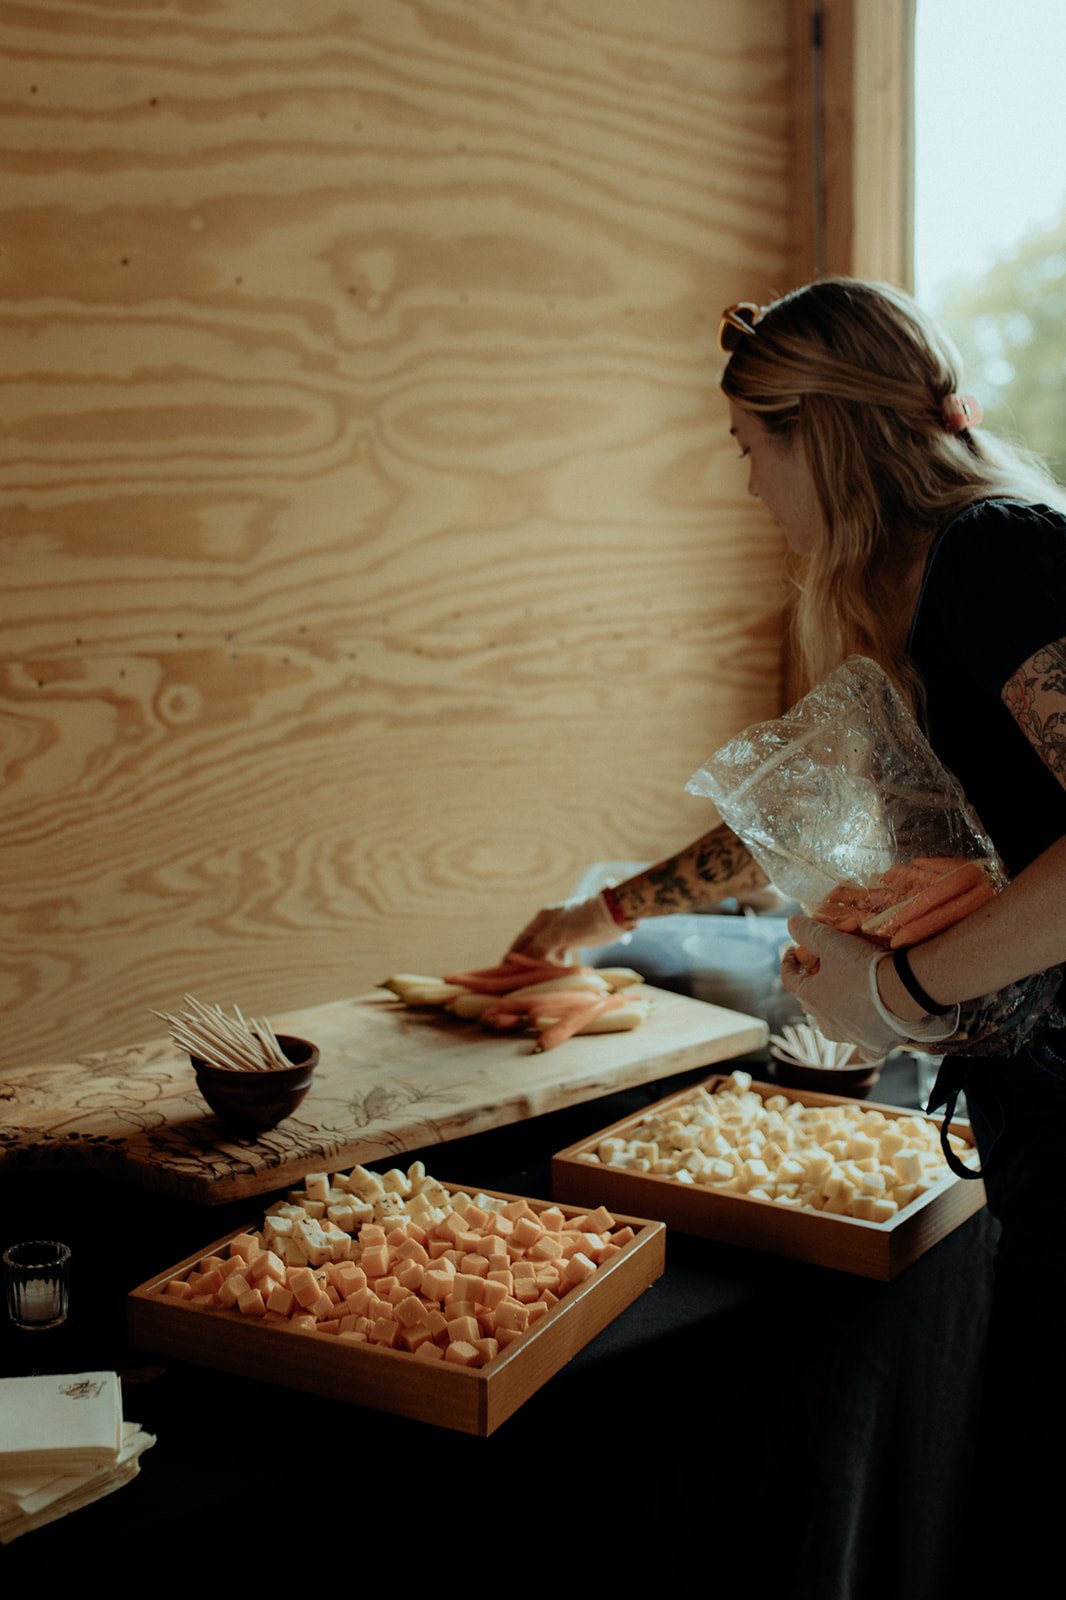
(926, 1057, 986, 1180)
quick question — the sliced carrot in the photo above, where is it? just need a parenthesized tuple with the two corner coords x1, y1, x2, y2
(482, 992, 603, 1026)
(882, 863, 937, 892)
(536, 998, 615, 1052)
(443, 960, 589, 993)
(874, 862, 987, 936)
(890, 879, 997, 947)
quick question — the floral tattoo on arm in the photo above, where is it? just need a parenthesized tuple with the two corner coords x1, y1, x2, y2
(620, 823, 768, 919)
(1002, 638, 1066, 785)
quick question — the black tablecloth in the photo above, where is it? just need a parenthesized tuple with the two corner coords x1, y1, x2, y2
(1, 1055, 996, 1596)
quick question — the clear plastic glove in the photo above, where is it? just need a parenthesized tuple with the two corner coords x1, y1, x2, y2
(781, 914, 960, 1061)
(507, 893, 625, 964)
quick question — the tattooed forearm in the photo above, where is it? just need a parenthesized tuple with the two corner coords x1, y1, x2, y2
(1002, 638, 1066, 786)
(614, 823, 768, 920)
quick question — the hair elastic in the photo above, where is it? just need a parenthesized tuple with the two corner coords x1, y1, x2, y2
(892, 947, 954, 1016)
(940, 393, 984, 433)
(600, 885, 637, 931)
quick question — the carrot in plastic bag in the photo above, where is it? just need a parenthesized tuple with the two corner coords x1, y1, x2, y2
(890, 878, 997, 948)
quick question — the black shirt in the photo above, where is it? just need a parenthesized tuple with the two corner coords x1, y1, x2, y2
(907, 498, 1066, 877)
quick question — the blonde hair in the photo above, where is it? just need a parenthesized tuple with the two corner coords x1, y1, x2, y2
(721, 277, 1065, 704)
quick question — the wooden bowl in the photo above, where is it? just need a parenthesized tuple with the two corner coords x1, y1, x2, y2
(192, 1035, 319, 1132)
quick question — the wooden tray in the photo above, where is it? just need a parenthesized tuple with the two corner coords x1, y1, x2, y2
(127, 1184, 665, 1435)
(551, 1077, 985, 1280)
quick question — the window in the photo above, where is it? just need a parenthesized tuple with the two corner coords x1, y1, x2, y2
(914, 0, 1066, 477)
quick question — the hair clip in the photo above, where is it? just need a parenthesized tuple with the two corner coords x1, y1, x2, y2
(718, 301, 764, 354)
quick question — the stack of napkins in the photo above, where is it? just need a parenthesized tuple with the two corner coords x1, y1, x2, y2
(0, 1372, 155, 1543)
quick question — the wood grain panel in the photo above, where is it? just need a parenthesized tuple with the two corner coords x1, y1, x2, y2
(1, 1, 793, 1064)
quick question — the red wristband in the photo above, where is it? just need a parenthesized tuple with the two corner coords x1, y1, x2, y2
(600, 885, 637, 930)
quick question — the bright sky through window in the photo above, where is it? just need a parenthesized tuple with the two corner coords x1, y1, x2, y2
(914, 0, 1066, 306)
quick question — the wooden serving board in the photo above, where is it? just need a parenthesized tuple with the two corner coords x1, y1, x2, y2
(2, 988, 766, 1205)
(128, 1185, 666, 1436)
(552, 1076, 986, 1280)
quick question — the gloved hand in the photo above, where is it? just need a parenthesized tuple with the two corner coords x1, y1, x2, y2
(781, 915, 960, 1061)
(507, 893, 630, 964)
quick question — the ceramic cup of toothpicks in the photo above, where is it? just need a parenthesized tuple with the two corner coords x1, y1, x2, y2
(157, 996, 319, 1132)
(768, 1019, 885, 1099)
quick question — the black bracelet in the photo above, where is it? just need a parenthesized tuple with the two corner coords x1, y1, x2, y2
(892, 947, 954, 1016)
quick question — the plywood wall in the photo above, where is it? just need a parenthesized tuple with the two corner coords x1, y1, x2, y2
(1, 0, 794, 1065)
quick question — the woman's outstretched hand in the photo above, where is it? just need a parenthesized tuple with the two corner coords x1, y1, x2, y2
(507, 893, 624, 965)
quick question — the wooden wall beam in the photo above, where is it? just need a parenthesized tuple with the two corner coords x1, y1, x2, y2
(791, 0, 915, 289)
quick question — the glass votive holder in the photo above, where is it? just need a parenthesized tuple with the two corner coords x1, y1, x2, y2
(910, 1051, 945, 1111)
(3, 1240, 71, 1330)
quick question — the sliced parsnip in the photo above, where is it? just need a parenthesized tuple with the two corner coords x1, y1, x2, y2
(380, 973, 441, 995)
(382, 977, 464, 1006)
(531, 1000, 652, 1034)
(445, 992, 498, 1018)
(575, 1001, 652, 1034)
(595, 967, 646, 991)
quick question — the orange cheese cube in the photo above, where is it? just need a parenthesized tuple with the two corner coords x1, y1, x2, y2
(422, 1269, 455, 1302)
(529, 1234, 563, 1262)
(512, 1216, 544, 1249)
(395, 1261, 424, 1292)
(478, 1278, 508, 1312)
(333, 1264, 368, 1297)
(266, 1284, 296, 1317)
(361, 1244, 390, 1278)
(217, 1273, 251, 1308)
(495, 1301, 530, 1333)
(444, 1341, 480, 1367)
(369, 1317, 401, 1347)
(394, 1238, 429, 1267)
(288, 1267, 321, 1308)
(400, 1326, 435, 1353)
(250, 1250, 286, 1284)
(560, 1252, 597, 1290)
(394, 1295, 429, 1330)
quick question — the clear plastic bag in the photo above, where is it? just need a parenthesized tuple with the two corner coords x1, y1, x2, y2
(685, 657, 1064, 1055)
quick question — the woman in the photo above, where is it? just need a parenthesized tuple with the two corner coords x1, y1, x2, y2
(512, 280, 1066, 1041)
(510, 276, 1066, 1553)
